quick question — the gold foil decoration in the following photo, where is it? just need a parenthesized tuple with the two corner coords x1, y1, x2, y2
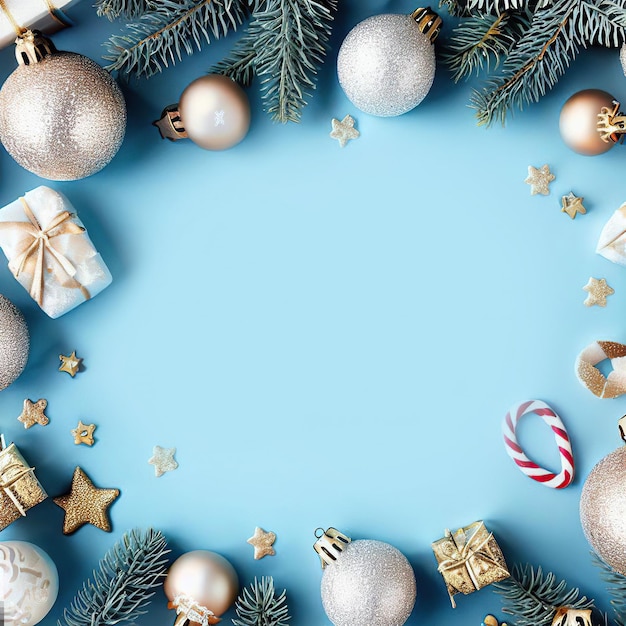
(71, 420, 95, 446)
(551, 607, 592, 626)
(247, 527, 276, 560)
(432, 520, 510, 608)
(17, 398, 49, 428)
(525, 164, 555, 196)
(575, 340, 626, 399)
(59, 350, 81, 376)
(583, 277, 614, 307)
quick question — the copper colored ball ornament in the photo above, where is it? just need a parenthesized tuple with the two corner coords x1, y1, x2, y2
(0, 31, 126, 181)
(559, 89, 616, 156)
(164, 550, 239, 625)
(0, 294, 29, 391)
(580, 446, 626, 574)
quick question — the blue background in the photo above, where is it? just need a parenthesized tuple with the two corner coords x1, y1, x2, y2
(1, 1, 626, 625)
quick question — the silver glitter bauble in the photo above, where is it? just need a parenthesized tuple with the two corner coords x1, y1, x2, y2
(336, 11, 439, 117)
(0, 295, 29, 391)
(620, 43, 626, 77)
(0, 35, 126, 181)
(320, 539, 417, 626)
(580, 446, 626, 574)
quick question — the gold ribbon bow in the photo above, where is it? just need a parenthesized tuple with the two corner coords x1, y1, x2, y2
(0, 462, 35, 516)
(0, 197, 90, 306)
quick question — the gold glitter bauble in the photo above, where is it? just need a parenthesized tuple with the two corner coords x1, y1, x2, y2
(0, 52, 126, 181)
(580, 446, 626, 574)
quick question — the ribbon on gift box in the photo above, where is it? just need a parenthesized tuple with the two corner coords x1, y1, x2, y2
(0, 462, 37, 516)
(0, 197, 90, 306)
(0, 0, 69, 36)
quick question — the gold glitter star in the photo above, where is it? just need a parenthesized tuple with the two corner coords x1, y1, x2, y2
(148, 445, 178, 477)
(247, 527, 276, 559)
(59, 351, 82, 376)
(525, 164, 555, 195)
(330, 115, 360, 148)
(17, 398, 49, 429)
(583, 277, 614, 307)
(561, 192, 587, 219)
(71, 420, 96, 446)
(53, 467, 119, 534)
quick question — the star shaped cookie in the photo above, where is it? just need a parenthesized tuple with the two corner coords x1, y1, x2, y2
(53, 467, 119, 534)
(247, 527, 276, 559)
(525, 164, 555, 195)
(148, 445, 178, 477)
(330, 115, 360, 148)
(561, 192, 586, 219)
(17, 398, 49, 429)
(71, 420, 96, 446)
(59, 351, 82, 377)
(583, 277, 614, 307)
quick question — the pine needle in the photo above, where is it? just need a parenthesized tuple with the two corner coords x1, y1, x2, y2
(593, 552, 626, 626)
(232, 577, 290, 626)
(95, 0, 152, 20)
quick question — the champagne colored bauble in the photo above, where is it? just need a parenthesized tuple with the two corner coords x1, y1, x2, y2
(0, 294, 29, 390)
(0, 541, 59, 626)
(0, 51, 126, 181)
(164, 550, 239, 622)
(559, 89, 615, 156)
(580, 446, 626, 574)
(179, 75, 251, 150)
(320, 540, 417, 626)
(337, 13, 436, 117)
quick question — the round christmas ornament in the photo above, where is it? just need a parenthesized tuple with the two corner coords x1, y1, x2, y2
(313, 527, 417, 626)
(0, 294, 29, 391)
(336, 8, 441, 117)
(0, 30, 126, 181)
(0, 541, 59, 626)
(153, 74, 251, 150)
(164, 550, 239, 625)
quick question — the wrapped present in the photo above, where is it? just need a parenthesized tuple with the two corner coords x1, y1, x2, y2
(432, 520, 510, 608)
(0, 434, 47, 530)
(0, 186, 112, 318)
(0, 0, 79, 50)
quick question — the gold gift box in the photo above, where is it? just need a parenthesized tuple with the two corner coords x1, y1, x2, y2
(432, 520, 510, 608)
(0, 435, 47, 530)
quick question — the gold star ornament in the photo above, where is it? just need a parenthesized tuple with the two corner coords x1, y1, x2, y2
(247, 527, 276, 559)
(148, 445, 178, 477)
(17, 398, 49, 429)
(561, 192, 587, 219)
(583, 277, 614, 307)
(330, 114, 360, 148)
(525, 164, 555, 195)
(71, 420, 96, 446)
(53, 467, 119, 534)
(59, 351, 82, 376)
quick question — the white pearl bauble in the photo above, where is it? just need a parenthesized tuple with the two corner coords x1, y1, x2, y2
(320, 539, 417, 626)
(0, 294, 29, 390)
(337, 13, 436, 117)
(0, 541, 59, 626)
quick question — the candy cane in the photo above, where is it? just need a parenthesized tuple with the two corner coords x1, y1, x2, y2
(502, 400, 574, 489)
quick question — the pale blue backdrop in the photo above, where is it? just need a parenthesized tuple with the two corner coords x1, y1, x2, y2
(1, 2, 626, 625)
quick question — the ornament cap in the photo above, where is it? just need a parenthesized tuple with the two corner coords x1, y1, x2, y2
(15, 30, 56, 66)
(313, 527, 351, 568)
(153, 105, 188, 141)
(597, 100, 626, 145)
(619, 415, 626, 443)
(410, 7, 442, 43)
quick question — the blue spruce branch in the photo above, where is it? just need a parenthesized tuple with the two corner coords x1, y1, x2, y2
(95, 0, 152, 20)
(232, 577, 290, 626)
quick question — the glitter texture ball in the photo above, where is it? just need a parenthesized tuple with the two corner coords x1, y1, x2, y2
(0, 294, 29, 391)
(336, 13, 436, 117)
(580, 446, 626, 574)
(621, 43, 626, 76)
(320, 539, 417, 626)
(0, 52, 126, 181)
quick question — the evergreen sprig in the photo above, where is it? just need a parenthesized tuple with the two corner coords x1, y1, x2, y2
(232, 577, 291, 626)
(493, 563, 594, 626)
(95, 0, 152, 20)
(58, 528, 170, 626)
(593, 552, 626, 626)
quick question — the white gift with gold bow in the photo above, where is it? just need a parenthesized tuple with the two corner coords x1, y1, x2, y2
(0, 186, 112, 318)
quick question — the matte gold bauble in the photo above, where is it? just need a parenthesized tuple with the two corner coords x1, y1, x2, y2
(164, 550, 238, 625)
(559, 89, 615, 156)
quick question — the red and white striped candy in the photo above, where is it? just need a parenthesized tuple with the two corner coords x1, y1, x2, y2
(502, 400, 574, 489)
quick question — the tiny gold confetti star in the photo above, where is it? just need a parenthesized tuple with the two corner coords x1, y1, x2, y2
(71, 420, 96, 446)
(561, 192, 587, 219)
(17, 398, 49, 429)
(525, 164, 555, 195)
(247, 527, 276, 559)
(148, 445, 178, 477)
(330, 115, 360, 148)
(59, 351, 82, 376)
(583, 277, 614, 307)
(53, 467, 119, 534)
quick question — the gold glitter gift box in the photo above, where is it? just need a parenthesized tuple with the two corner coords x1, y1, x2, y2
(0, 434, 47, 530)
(432, 520, 510, 608)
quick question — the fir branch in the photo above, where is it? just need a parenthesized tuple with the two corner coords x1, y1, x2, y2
(493, 563, 594, 626)
(465, 0, 554, 12)
(232, 577, 290, 626)
(95, 0, 152, 20)
(58, 528, 170, 626)
(593, 552, 626, 626)
(103, 0, 249, 79)
(211, 25, 258, 86)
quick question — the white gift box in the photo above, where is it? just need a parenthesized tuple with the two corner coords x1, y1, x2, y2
(0, 0, 80, 50)
(0, 186, 112, 318)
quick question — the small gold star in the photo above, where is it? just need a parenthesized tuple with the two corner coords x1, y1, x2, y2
(330, 114, 360, 148)
(59, 351, 82, 377)
(53, 467, 119, 534)
(561, 192, 587, 219)
(583, 277, 614, 307)
(17, 398, 49, 429)
(525, 164, 555, 195)
(247, 526, 276, 559)
(71, 420, 96, 446)
(148, 445, 178, 477)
